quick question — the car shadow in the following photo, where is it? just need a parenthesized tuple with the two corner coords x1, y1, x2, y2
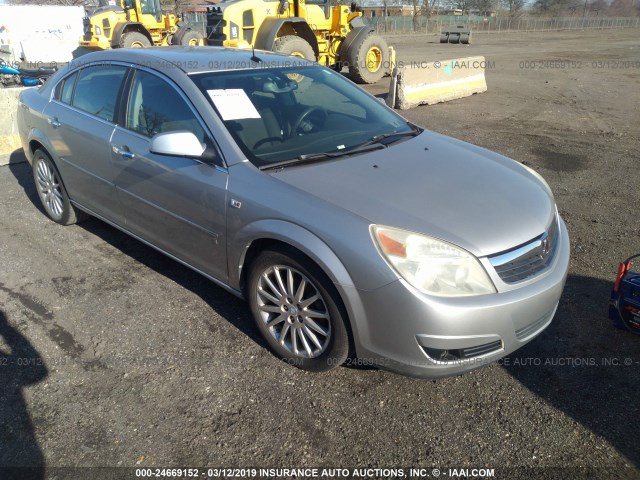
(503, 273, 640, 467)
(7, 161, 268, 353)
(0, 310, 48, 480)
(78, 216, 269, 351)
(7, 152, 48, 220)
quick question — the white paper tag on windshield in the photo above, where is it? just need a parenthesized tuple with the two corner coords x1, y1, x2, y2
(207, 89, 261, 121)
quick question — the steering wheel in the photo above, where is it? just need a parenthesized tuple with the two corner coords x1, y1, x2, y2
(253, 136, 285, 150)
(290, 106, 328, 137)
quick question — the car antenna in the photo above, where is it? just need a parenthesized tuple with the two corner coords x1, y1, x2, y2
(251, 46, 262, 63)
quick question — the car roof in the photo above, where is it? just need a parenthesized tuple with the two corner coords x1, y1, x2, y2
(71, 46, 315, 74)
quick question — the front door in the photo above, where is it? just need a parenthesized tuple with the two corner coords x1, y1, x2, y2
(110, 68, 228, 281)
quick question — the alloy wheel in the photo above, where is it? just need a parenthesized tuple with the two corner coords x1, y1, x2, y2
(256, 265, 331, 358)
(35, 157, 64, 220)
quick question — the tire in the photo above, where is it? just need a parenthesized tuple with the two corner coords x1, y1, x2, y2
(119, 31, 151, 48)
(180, 30, 202, 46)
(273, 35, 316, 61)
(247, 248, 351, 372)
(347, 33, 389, 84)
(460, 33, 470, 44)
(449, 33, 461, 44)
(440, 33, 449, 43)
(32, 149, 88, 225)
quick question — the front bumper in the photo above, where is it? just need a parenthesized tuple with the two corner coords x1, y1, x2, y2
(348, 217, 570, 379)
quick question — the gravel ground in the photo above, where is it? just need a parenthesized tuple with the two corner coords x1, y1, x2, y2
(0, 29, 639, 480)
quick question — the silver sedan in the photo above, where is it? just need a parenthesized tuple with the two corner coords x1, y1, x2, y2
(17, 47, 569, 378)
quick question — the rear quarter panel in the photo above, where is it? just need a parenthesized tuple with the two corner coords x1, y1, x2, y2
(18, 87, 52, 163)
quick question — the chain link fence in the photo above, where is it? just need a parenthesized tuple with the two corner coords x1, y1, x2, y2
(182, 12, 640, 39)
(362, 15, 640, 34)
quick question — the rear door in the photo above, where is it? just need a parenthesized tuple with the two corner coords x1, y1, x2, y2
(43, 64, 128, 222)
(110, 68, 228, 281)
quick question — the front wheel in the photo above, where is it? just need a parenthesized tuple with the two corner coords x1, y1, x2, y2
(32, 149, 87, 225)
(248, 249, 350, 372)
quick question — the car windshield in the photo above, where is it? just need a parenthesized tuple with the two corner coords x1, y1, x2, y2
(190, 66, 415, 168)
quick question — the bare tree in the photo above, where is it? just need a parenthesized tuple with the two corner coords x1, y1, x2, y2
(420, 0, 440, 17)
(452, 0, 474, 15)
(471, 0, 495, 16)
(533, 0, 567, 14)
(609, 0, 639, 15)
(587, 0, 607, 14)
(502, 0, 525, 17)
(410, 0, 422, 31)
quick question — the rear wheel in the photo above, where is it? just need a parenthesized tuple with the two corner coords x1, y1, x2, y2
(120, 31, 151, 48)
(273, 35, 315, 61)
(247, 249, 350, 372)
(32, 149, 87, 225)
(347, 34, 389, 84)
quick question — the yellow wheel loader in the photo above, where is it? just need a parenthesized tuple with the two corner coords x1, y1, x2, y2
(206, 0, 389, 84)
(80, 0, 202, 50)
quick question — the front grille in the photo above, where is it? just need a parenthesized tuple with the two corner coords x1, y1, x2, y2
(489, 215, 559, 284)
(206, 12, 226, 46)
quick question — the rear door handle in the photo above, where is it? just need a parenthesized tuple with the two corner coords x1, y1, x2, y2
(47, 117, 61, 128)
(112, 145, 135, 160)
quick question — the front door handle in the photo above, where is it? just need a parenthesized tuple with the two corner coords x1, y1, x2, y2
(112, 145, 135, 160)
(47, 117, 61, 128)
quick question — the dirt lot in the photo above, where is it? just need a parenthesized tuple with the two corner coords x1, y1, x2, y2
(1, 29, 639, 479)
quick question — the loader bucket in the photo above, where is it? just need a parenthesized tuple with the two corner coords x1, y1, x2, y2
(440, 25, 472, 44)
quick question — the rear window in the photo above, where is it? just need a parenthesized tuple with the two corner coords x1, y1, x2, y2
(71, 65, 127, 122)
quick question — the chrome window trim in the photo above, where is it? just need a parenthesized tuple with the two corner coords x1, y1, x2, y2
(49, 62, 129, 126)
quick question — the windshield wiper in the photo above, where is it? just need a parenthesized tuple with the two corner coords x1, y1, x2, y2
(259, 142, 386, 171)
(357, 127, 422, 149)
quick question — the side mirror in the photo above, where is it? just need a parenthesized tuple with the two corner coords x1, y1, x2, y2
(149, 131, 206, 158)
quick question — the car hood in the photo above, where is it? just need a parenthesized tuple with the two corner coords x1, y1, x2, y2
(269, 131, 556, 257)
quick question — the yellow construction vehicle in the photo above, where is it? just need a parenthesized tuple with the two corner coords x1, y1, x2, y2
(80, 0, 202, 50)
(206, 0, 389, 84)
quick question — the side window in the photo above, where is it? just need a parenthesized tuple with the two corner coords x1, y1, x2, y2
(72, 65, 127, 122)
(126, 70, 206, 142)
(59, 72, 78, 105)
(54, 72, 77, 103)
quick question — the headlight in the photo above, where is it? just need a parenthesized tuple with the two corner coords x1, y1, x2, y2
(372, 225, 496, 297)
(94, 26, 102, 36)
